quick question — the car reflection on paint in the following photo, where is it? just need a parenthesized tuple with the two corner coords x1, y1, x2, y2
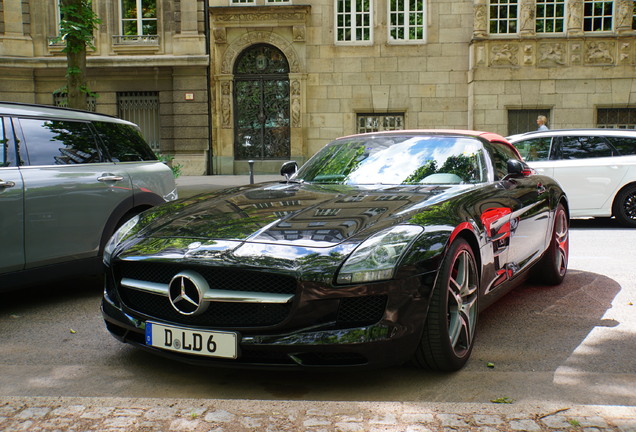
(102, 130, 569, 371)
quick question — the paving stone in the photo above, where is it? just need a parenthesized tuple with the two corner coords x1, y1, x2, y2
(509, 419, 542, 431)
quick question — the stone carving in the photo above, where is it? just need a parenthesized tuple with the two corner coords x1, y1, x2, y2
(619, 42, 631, 64)
(473, 4, 487, 38)
(586, 41, 615, 65)
(221, 31, 301, 74)
(538, 43, 566, 66)
(293, 25, 305, 42)
(290, 80, 301, 128)
(221, 82, 232, 129)
(617, 0, 633, 31)
(567, 0, 583, 33)
(213, 28, 227, 44)
(490, 44, 519, 66)
(520, 2, 535, 34)
(523, 44, 534, 65)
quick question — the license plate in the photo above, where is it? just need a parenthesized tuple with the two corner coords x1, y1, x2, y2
(145, 322, 238, 359)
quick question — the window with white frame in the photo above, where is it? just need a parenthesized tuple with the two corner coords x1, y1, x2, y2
(229, 0, 291, 3)
(583, 0, 613, 32)
(357, 113, 404, 133)
(388, 0, 426, 43)
(335, 0, 372, 44)
(121, 0, 157, 36)
(536, 0, 564, 33)
(489, 0, 518, 34)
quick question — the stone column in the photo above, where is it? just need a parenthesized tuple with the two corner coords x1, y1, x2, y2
(473, 0, 488, 38)
(566, 0, 584, 36)
(180, 0, 199, 35)
(519, 0, 536, 36)
(616, 0, 634, 34)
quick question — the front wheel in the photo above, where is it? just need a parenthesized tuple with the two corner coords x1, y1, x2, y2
(413, 238, 479, 372)
(613, 185, 636, 228)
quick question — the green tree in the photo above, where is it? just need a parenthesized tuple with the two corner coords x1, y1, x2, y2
(57, 0, 101, 110)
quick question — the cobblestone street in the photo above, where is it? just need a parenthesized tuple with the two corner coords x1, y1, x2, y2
(2, 397, 636, 432)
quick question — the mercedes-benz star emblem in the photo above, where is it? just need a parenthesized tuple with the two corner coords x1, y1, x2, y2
(168, 271, 210, 316)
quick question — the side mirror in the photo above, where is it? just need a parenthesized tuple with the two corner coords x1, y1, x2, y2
(280, 160, 298, 181)
(505, 159, 533, 179)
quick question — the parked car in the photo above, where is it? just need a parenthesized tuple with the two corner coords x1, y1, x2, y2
(0, 102, 177, 289)
(507, 129, 636, 227)
(102, 130, 568, 371)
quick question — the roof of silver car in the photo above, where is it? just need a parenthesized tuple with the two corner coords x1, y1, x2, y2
(508, 128, 636, 142)
(0, 101, 134, 125)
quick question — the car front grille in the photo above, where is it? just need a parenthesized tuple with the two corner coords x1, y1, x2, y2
(115, 261, 297, 328)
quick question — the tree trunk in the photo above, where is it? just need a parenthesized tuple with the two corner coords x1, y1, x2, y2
(67, 41, 88, 110)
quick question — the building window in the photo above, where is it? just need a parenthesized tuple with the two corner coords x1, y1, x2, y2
(489, 0, 518, 34)
(53, 92, 97, 112)
(536, 0, 564, 33)
(357, 113, 404, 133)
(388, 0, 426, 43)
(117, 92, 161, 151)
(230, 0, 255, 3)
(583, 0, 613, 32)
(597, 108, 636, 129)
(335, 0, 372, 44)
(121, 0, 157, 36)
(632, 1, 636, 30)
(507, 109, 550, 135)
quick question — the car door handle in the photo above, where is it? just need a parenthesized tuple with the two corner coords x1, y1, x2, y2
(98, 174, 124, 183)
(0, 179, 16, 188)
(537, 183, 546, 195)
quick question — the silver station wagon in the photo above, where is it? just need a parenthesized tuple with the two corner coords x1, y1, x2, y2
(0, 102, 177, 289)
(508, 128, 636, 227)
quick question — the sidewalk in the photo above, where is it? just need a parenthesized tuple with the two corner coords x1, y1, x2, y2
(2, 396, 635, 432)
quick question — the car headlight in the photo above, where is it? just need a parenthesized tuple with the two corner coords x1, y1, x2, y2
(103, 215, 140, 264)
(336, 225, 423, 284)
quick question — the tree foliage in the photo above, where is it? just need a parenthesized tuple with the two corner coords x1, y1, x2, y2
(56, 0, 101, 110)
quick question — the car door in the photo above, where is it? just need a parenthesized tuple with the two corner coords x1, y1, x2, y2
(0, 116, 25, 274)
(15, 116, 134, 269)
(551, 135, 627, 213)
(488, 142, 551, 274)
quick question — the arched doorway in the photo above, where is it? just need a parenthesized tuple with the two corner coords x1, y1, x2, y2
(233, 44, 290, 161)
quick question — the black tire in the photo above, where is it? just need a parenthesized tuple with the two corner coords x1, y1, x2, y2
(612, 185, 636, 228)
(535, 202, 569, 286)
(414, 238, 479, 372)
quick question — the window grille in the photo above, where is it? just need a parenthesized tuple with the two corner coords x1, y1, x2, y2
(597, 108, 636, 129)
(336, 0, 372, 44)
(583, 0, 613, 31)
(507, 109, 551, 135)
(53, 93, 97, 112)
(388, 0, 426, 43)
(117, 92, 161, 151)
(357, 113, 404, 133)
(536, 0, 564, 33)
(489, 0, 518, 34)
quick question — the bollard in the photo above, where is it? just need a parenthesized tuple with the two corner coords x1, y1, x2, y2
(248, 160, 254, 184)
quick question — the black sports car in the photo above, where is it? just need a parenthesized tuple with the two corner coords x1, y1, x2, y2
(102, 130, 569, 371)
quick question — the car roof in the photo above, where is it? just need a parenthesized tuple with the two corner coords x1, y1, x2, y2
(338, 129, 522, 158)
(0, 101, 134, 125)
(507, 128, 636, 142)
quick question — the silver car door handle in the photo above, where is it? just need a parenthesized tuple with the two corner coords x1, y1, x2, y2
(98, 174, 124, 182)
(0, 179, 16, 188)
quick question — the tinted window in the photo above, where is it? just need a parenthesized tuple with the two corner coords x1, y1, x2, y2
(606, 136, 636, 156)
(513, 137, 552, 161)
(558, 136, 614, 159)
(0, 118, 9, 167)
(93, 121, 157, 162)
(20, 118, 101, 166)
(490, 142, 521, 180)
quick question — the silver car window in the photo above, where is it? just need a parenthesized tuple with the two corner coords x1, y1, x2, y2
(19, 118, 101, 166)
(558, 136, 614, 160)
(606, 136, 636, 156)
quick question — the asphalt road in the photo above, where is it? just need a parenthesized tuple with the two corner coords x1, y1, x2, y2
(0, 218, 634, 408)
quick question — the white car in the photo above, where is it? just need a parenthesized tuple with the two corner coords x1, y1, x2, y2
(508, 129, 636, 227)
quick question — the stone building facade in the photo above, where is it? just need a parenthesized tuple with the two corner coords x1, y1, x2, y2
(2, 1, 636, 175)
(0, 0, 211, 175)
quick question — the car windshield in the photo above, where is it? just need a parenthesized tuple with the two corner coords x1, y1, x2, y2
(294, 135, 488, 185)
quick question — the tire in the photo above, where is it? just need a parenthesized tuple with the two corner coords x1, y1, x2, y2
(612, 185, 636, 228)
(535, 202, 569, 285)
(414, 238, 479, 372)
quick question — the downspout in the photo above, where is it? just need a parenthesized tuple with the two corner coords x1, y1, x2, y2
(204, 0, 214, 175)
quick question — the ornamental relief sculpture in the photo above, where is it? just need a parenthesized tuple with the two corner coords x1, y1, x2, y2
(220, 32, 301, 74)
(585, 41, 615, 65)
(538, 43, 566, 66)
(490, 44, 519, 66)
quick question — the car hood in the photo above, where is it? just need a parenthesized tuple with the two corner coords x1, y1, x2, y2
(130, 182, 469, 249)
